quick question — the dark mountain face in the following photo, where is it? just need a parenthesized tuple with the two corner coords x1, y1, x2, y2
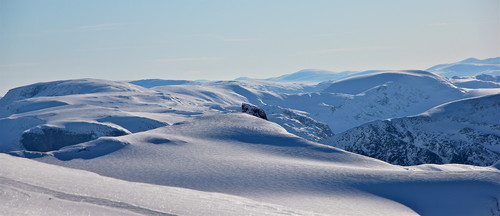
(324, 94, 500, 166)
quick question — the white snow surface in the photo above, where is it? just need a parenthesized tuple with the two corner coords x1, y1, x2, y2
(0, 153, 317, 216)
(19, 113, 500, 216)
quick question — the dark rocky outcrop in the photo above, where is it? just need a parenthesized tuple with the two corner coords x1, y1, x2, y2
(242, 103, 267, 120)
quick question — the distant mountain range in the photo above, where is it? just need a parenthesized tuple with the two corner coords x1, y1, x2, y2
(234, 57, 500, 83)
(427, 57, 500, 77)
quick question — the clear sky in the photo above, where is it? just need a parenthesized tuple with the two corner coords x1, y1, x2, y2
(1, 0, 499, 95)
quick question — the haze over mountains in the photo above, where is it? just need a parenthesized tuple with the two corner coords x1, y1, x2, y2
(1, 57, 499, 215)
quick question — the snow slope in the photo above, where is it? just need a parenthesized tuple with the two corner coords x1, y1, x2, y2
(427, 57, 500, 77)
(325, 94, 500, 166)
(0, 153, 314, 216)
(16, 113, 500, 216)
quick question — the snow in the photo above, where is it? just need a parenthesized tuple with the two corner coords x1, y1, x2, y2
(0, 113, 498, 215)
(0, 154, 316, 216)
(264, 70, 471, 133)
(0, 61, 499, 215)
(322, 70, 452, 94)
(12, 113, 496, 215)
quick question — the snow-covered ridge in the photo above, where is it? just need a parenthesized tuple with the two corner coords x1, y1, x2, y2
(322, 70, 454, 94)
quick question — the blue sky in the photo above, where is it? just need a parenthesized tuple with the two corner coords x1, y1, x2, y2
(0, 0, 499, 95)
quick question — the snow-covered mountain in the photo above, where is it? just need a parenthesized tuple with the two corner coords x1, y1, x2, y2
(427, 57, 500, 77)
(2, 70, 498, 152)
(1, 66, 500, 215)
(263, 70, 493, 133)
(324, 94, 500, 166)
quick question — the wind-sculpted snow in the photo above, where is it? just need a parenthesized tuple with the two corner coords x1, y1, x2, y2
(325, 94, 500, 166)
